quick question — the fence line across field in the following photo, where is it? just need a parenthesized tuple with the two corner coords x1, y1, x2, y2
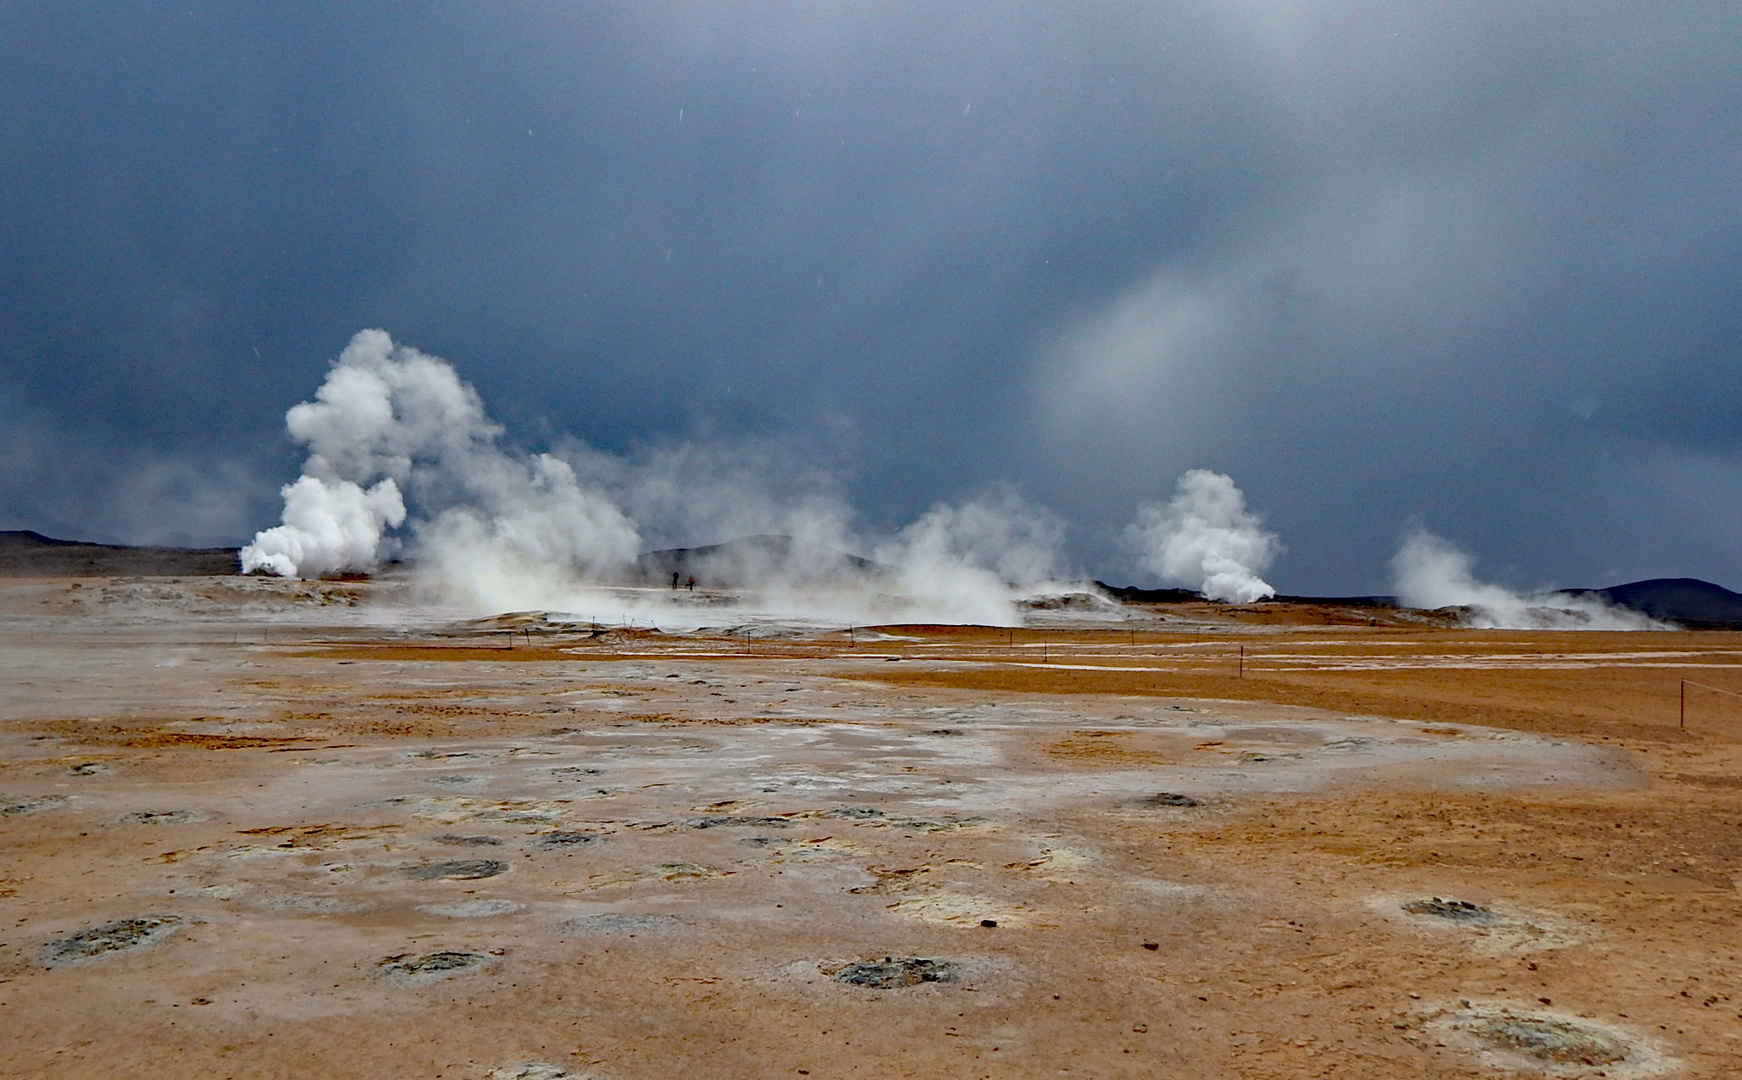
(1681, 679, 1742, 731)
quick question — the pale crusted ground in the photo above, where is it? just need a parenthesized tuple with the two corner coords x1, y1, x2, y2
(0, 577, 1739, 1079)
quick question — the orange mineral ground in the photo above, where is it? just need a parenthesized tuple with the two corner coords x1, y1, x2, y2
(1, 576, 1739, 1079)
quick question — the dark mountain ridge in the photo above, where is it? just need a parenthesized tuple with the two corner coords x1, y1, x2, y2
(0, 530, 240, 577)
(1561, 578, 1742, 628)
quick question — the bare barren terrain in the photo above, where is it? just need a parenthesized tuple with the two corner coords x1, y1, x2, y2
(1, 577, 1739, 1079)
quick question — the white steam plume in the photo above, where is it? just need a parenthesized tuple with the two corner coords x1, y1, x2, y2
(874, 487, 1068, 625)
(413, 451, 642, 612)
(561, 435, 860, 579)
(1126, 469, 1280, 603)
(243, 330, 1083, 625)
(240, 475, 405, 578)
(240, 329, 639, 584)
(1390, 527, 1666, 630)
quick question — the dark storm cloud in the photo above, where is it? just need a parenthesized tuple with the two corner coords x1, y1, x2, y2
(3, 1, 1739, 589)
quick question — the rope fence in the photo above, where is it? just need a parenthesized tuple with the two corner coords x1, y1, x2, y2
(1681, 679, 1742, 731)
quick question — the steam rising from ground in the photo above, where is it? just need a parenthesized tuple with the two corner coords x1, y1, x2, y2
(234, 336, 1675, 631)
(874, 487, 1068, 624)
(1125, 470, 1280, 603)
(242, 331, 1074, 625)
(240, 475, 405, 579)
(1390, 528, 1665, 630)
(241, 330, 640, 597)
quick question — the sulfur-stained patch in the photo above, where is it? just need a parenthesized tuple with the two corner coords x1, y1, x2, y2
(119, 809, 209, 825)
(404, 859, 511, 880)
(1432, 1002, 1677, 1078)
(1, 794, 67, 816)
(377, 950, 490, 983)
(433, 833, 503, 846)
(862, 814, 986, 833)
(1402, 896, 1498, 922)
(44, 916, 183, 965)
(824, 955, 960, 988)
(1137, 791, 1201, 807)
(421, 899, 523, 918)
(532, 830, 606, 848)
(264, 893, 372, 914)
(196, 883, 247, 900)
(886, 890, 1035, 928)
(486, 1063, 577, 1080)
(818, 805, 885, 820)
(1044, 729, 1188, 766)
(768, 839, 859, 862)
(1004, 844, 1094, 882)
(225, 844, 313, 859)
(651, 861, 730, 882)
(559, 913, 680, 934)
(1372, 893, 1585, 954)
(382, 795, 566, 824)
(233, 823, 402, 850)
(684, 814, 790, 829)
(571, 861, 734, 890)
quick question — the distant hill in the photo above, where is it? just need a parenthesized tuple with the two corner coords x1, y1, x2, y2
(1270, 593, 1399, 609)
(1094, 582, 1204, 604)
(634, 534, 884, 589)
(1098, 582, 1401, 608)
(1563, 578, 1742, 628)
(0, 531, 239, 577)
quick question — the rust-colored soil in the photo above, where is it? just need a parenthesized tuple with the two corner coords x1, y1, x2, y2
(857, 631, 1742, 744)
(306, 645, 583, 662)
(1, 581, 1739, 1078)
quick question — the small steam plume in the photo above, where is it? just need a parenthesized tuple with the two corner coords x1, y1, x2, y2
(874, 486, 1068, 625)
(1126, 470, 1281, 603)
(1390, 527, 1666, 630)
(240, 329, 639, 588)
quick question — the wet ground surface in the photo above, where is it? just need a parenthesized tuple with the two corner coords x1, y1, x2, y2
(829, 956, 958, 989)
(0, 578, 1740, 1077)
(44, 916, 183, 965)
(1402, 898, 1499, 923)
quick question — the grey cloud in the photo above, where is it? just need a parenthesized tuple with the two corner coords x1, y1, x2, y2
(2, 2, 1739, 592)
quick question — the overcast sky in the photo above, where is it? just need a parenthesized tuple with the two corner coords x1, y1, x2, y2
(3, 1, 1739, 593)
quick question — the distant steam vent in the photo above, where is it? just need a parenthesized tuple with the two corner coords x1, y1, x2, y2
(1124, 470, 1281, 603)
